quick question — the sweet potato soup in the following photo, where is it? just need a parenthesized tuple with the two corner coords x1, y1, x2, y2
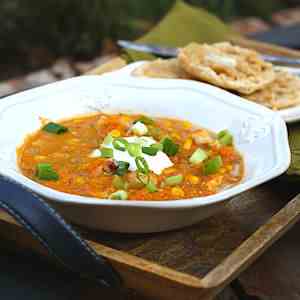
(18, 113, 243, 200)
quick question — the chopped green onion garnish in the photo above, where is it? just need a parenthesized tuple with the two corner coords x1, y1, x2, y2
(102, 134, 113, 145)
(203, 155, 223, 175)
(189, 148, 208, 165)
(42, 122, 68, 134)
(161, 137, 179, 156)
(115, 161, 130, 176)
(101, 147, 113, 158)
(164, 174, 183, 186)
(146, 181, 158, 193)
(142, 146, 159, 156)
(133, 116, 154, 125)
(152, 143, 163, 151)
(112, 138, 129, 152)
(135, 156, 149, 174)
(112, 175, 127, 190)
(136, 172, 150, 185)
(128, 143, 142, 157)
(36, 163, 59, 181)
(109, 190, 128, 200)
(217, 130, 233, 146)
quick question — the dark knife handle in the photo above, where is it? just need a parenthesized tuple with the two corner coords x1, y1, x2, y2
(0, 175, 122, 288)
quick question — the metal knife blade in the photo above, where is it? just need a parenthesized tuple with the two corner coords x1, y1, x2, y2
(117, 40, 300, 67)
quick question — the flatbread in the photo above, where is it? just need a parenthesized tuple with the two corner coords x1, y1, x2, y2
(246, 71, 300, 110)
(178, 42, 275, 94)
(132, 58, 191, 79)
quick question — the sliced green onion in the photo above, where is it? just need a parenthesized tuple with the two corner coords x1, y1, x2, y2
(109, 190, 128, 200)
(164, 174, 183, 186)
(189, 148, 208, 165)
(115, 161, 130, 176)
(128, 143, 142, 157)
(42, 122, 68, 134)
(133, 115, 154, 125)
(217, 130, 233, 146)
(136, 172, 150, 185)
(36, 163, 59, 181)
(102, 134, 113, 145)
(146, 181, 158, 193)
(161, 137, 179, 156)
(112, 175, 127, 189)
(100, 147, 113, 158)
(142, 146, 159, 156)
(203, 155, 223, 175)
(151, 143, 163, 151)
(112, 138, 129, 152)
(135, 156, 149, 174)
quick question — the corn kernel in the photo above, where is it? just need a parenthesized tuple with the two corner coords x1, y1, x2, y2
(110, 129, 121, 137)
(34, 155, 47, 161)
(74, 177, 85, 185)
(187, 175, 199, 184)
(164, 167, 176, 175)
(225, 165, 233, 171)
(183, 121, 192, 129)
(67, 138, 80, 144)
(219, 167, 227, 174)
(183, 138, 193, 150)
(171, 133, 181, 140)
(171, 187, 185, 197)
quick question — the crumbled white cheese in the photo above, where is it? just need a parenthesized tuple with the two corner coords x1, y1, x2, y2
(205, 53, 237, 68)
(131, 121, 148, 136)
(102, 136, 173, 175)
(89, 149, 102, 158)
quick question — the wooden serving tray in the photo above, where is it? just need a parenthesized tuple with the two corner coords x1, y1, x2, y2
(1, 38, 300, 300)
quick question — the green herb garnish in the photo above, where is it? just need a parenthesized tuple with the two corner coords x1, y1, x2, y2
(161, 137, 179, 156)
(115, 161, 130, 176)
(36, 163, 59, 181)
(189, 148, 208, 165)
(164, 174, 183, 186)
(42, 122, 68, 134)
(217, 130, 233, 146)
(135, 156, 149, 174)
(146, 181, 158, 193)
(127, 143, 142, 157)
(109, 190, 128, 200)
(102, 134, 113, 146)
(203, 156, 223, 175)
(142, 145, 159, 156)
(100, 147, 113, 158)
(112, 138, 129, 152)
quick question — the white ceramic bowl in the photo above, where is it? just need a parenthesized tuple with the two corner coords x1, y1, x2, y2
(0, 62, 290, 233)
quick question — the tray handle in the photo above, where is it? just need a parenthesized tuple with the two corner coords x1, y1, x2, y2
(202, 193, 300, 290)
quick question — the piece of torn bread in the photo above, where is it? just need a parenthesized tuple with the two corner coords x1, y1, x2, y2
(178, 42, 275, 94)
(132, 58, 191, 79)
(246, 71, 300, 110)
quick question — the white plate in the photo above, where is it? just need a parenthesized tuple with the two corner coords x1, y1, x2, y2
(0, 62, 290, 233)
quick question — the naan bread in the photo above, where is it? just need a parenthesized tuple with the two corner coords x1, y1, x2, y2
(246, 71, 300, 110)
(178, 42, 275, 94)
(132, 58, 191, 79)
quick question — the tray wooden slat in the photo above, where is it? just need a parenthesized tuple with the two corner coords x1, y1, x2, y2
(1, 38, 300, 300)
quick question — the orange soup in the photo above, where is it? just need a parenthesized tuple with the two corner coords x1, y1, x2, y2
(18, 113, 243, 201)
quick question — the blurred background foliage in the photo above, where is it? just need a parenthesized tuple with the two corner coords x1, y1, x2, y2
(0, 0, 294, 74)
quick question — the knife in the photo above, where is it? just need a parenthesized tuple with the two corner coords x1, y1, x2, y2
(118, 40, 300, 67)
